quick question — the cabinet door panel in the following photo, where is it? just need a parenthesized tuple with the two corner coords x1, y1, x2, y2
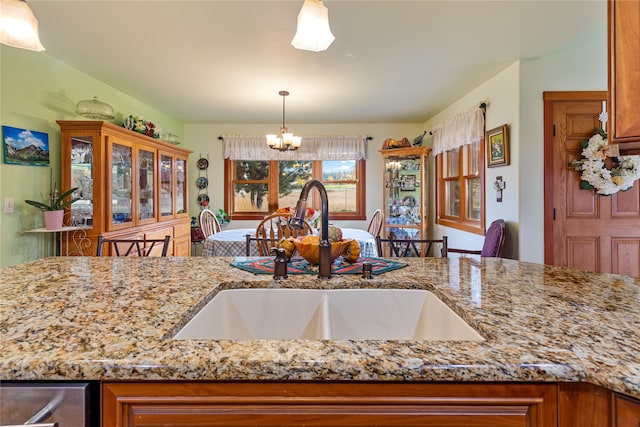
(103, 382, 556, 427)
(109, 138, 134, 230)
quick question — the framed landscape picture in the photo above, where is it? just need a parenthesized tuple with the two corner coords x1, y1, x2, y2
(2, 125, 50, 166)
(487, 124, 509, 167)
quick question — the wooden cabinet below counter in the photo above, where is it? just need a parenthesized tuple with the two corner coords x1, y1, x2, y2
(103, 381, 557, 426)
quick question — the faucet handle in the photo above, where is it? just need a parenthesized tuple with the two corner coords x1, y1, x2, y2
(361, 262, 373, 279)
(271, 247, 288, 280)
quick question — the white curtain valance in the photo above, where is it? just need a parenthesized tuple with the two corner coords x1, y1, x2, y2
(431, 105, 485, 156)
(223, 135, 367, 161)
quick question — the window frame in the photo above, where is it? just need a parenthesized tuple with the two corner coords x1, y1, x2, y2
(224, 159, 366, 221)
(435, 139, 485, 235)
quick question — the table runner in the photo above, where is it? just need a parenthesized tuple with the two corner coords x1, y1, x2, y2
(230, 256, 407, 275)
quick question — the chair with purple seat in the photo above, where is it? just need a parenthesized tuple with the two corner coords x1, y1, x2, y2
(448, 219, 506, 258)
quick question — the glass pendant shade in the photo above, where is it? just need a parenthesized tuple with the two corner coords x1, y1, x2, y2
(0, 0, 45, 51)
(76, 96, 115, 120)
(291, 0, 334, 52)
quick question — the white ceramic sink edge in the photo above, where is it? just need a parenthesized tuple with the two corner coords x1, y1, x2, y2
(173, 288, 484, 341)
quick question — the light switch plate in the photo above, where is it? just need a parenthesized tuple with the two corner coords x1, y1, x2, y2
(4, 197, 14, 213)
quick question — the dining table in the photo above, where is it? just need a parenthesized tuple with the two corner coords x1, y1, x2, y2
(202, 227, 379, 257)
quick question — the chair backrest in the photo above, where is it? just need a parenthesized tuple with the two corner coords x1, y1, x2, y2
(480, 219, 506, 257)
(254, 212, 313, 256)
(448, 219, 506, 258)
(96, 235, 171, 256)
(367, 209, 384, 237)
(198, 209, 222, 239)
(376, 235, 448, 258)
(245, 234, 281, 257)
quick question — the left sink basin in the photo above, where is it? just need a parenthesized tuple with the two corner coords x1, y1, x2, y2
(173, 288, 484, 341)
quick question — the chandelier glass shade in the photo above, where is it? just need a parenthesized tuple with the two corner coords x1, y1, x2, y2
(0, 0, 45, 51)
(291, 0, 334, 52)
(266, 91, 302, 152)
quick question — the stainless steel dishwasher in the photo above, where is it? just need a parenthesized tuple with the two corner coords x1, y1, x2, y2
(0, 382, 91, 427)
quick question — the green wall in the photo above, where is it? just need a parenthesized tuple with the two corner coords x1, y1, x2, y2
(0, 46, 183, 267)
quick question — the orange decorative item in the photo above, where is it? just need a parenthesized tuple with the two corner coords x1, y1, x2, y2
(290, 237, 359, 265)
(277, 238, 297, 260)
(342, 239, 361, 262)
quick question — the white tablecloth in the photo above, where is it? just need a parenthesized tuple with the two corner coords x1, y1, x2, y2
(202, 227, 378, 257)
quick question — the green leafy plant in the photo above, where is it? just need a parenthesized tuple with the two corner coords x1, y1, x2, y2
(25, 187, 80, 211)
(215, 208, 228, 224)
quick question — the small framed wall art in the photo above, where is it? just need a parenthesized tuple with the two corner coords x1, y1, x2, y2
(2, 125, 50, 166)
(486, 124, 509, 167)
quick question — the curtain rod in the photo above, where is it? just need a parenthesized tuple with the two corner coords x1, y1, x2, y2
(218, 135, 374, 141)
(428, 102, 487, 136)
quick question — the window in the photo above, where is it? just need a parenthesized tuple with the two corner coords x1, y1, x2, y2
(435, 139, 485, 234)
(225, 159, 365, 220)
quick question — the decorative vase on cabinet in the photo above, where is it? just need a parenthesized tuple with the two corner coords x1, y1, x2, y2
(58, 121, 192, 256)
(379, 146, 431, 254)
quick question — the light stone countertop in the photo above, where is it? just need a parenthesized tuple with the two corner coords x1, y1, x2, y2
(1, 256, 638, 399)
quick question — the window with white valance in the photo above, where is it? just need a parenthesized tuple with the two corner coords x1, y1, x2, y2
(434, 104, 486, 235)
(431, 105, 485, 156)
(222, 135, 367, 161)
(222, 135, 368, 221)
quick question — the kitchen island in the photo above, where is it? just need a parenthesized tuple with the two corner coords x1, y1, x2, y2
(1, 256, 639, 425)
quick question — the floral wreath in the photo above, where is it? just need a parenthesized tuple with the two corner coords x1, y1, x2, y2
(570, 129, 640, 195)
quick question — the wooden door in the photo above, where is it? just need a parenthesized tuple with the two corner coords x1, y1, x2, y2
(544, 92, 640, 277)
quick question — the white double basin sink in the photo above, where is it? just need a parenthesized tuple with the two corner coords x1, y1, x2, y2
(174, 288, 484, 341)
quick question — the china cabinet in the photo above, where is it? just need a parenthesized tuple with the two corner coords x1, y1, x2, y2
(380, 146, 431, 253)
(59, 121, 191, 256)
(608, 0, 640, 151)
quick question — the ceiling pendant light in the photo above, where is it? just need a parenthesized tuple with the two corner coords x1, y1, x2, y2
(291, 0, 335, 52)
(266, 91, 302, 152)
(0, 0, 45, 51)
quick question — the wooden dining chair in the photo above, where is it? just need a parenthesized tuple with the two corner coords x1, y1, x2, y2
(96, 235, 171, 256)
(245, 235, 282, 257)
(367, 209, 384, 237)
(254, 212, 313, 256)
(198, 208, 222, 239)
(376, 235, 448, 258)
(448, 219, 506, 258)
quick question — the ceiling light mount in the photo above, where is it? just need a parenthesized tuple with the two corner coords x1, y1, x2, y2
(291, 0, 335, 52)
(266, 91, 301, 152)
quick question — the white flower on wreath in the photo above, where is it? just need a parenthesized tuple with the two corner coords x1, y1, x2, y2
(571, 129, 640, 195)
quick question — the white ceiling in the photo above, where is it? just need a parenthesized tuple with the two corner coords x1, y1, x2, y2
(29, 0, 606, 124)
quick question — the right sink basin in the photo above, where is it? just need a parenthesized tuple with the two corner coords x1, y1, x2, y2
(174, 288, 484, 341)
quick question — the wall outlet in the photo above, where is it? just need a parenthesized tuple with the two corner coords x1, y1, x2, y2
(4, 197, 14, 213)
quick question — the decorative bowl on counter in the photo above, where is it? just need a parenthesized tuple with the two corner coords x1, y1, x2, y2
(279, 236, 361, 265)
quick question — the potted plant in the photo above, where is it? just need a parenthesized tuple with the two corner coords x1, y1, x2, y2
(214, 208, 228, 225)
(25, 187, 80, 230)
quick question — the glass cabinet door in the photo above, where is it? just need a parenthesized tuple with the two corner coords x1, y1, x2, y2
(138, 148, 155, 221)
(111, 142, 133, 226)
(160, 154, 173, 217)
(70, 136, 94, 227)
(383, 152, 425, 240)
(175, 157, 187, 215)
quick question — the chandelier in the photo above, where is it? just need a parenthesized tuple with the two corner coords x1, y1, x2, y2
(266, 90, 302, 152)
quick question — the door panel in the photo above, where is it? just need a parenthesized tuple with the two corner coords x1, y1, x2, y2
(544, 92, 640, 277)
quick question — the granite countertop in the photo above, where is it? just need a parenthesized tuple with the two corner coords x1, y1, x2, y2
(1, 256, 638, 399)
